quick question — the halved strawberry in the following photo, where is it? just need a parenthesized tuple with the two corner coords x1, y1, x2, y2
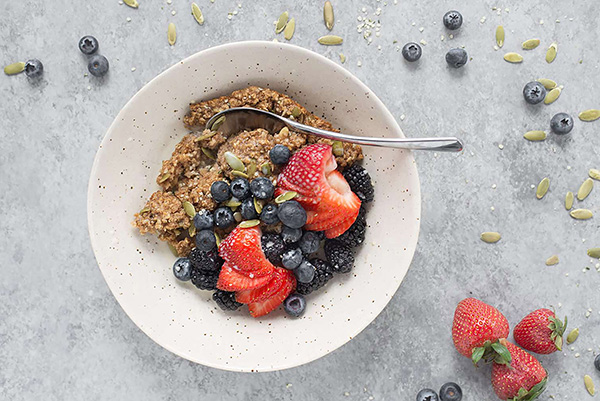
(217, 262, 273, 292)
(218, 226, 273, 276)
(236, 267, 288, 304)
(248, 269, 296, 318)
(324, 209, 360, 238)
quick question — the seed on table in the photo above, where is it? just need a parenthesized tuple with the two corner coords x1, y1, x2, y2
(275, 11, 289, 33)
(579, 109, 600, 122)
(318, 35, 344, 45)
(168, 23, 176, 45)
(496, 26, 505, 47)
(522, 38, 540, 49)
(570, 209, 593, 220)
(523, 130, 546, 141)
(536, 177, 550, 199)
(191, 3, 204, 25)
(503, 52, 523, 63)
(587, 248, 600, 259)
(284, 18, 295, 40)
(584, 375, 595, 396)
(124, 0, 139, 8)
(546, 42, 557, 63)
(565, 191, 574, 210)
(324, 1, 334, 30)
(577, 178, 593, 201)
(481, 232, 501, 243)
(544, 87, 561, 104)
(4, 62, 25, 75)
(566, 328, 579, 344)
(545, 255, 559, 266)
(538, 78, 557, 90)
(589, 169, 600, 180)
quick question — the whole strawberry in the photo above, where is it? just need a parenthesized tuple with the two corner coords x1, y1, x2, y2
(452, 298, 511, 365)
(513, 308, 567, 354)
(491, 340, 548, 400)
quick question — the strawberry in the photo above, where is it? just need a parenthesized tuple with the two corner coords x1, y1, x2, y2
(452, 298, 511, 365)
(216, 262, 273, 292)
(218, 226, 274, 277)
(276, 144, 361, 238)
(248, 269, 296, 318)
(513, 309, 567, 354)
(236, 267, 287, 304)
(491, 340, 548, 400)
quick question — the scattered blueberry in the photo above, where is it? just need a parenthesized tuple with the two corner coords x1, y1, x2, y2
(79, 35, 99, 55)
(299, 231, 320, 255)
(281, 248, 303, 270)
(260, 203, 279, 225)
(283, 294, 306, 317)
(250, 177, 275, 199)
(296, 258, 334, 295)
(277, 200, 307, 229)
(230, 177, 251, 200)
(443, 10, 463, 30)
(261, 233, 286, 265)
(595, 354, 600, 371)
(189, 248, 222, 272)
(88, 54, 109, 77)
(324, 240, 354, 273)
(213, 290, 242, 311)
(281, 225, 303, 244)
(402, 42, 422, 62)
(294, 260, 315, 283)
(343, 164, 374, 203)
(172, 258, 192, 281)
(416, 389, 439, 401)
(195, 229, 216, 251)
(240, 197, 258, 220)
(523, 81, 547, 105)
(214, 206, 235, 228)
(193, 210, 214, 230)
(24, 59, 43, 78)
(211, 181, 231, 202)
(439, 383, 462, 401)
(269, 144, 291, 164)
(445, 48, 468, 68)
(550, 112, 574, 135)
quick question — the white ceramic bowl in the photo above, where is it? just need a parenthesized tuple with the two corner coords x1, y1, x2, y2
(88, 41, 421, 372)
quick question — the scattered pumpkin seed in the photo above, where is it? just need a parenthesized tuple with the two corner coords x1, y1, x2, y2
(253, 198, 263, 214)
(584, 375, 595, 396)
(123, 0, 139, 8)
(201, 147, 216, 160)
(570, 209, 593, 220)
(538, 78, 557, 90)
(522, 38, 540, 50)
(210, 115, 226, 131)
(231, 170, 249, 178)
(577, 178, 594, 201)
(275, 191, 298, 204)
(565, 191, 574, 210)
(224, 151, 245, 171)
(503, 52, 523, 63)
(233, 211, 242, 223)
(168, 23, 176, 46)
(225, 199, 242, 208)
(524, 130, 546, 141)
(546, 42, 557, 63)
(275, 11, 289, 34)
(195, 131, 217, 142)
(536, 178, 550, 199)
(332, 140, 344, 156)
(191, 3, 204, 25)
(284, 17, 295, 40)
(239, 219, 260, 228)
(183, 201, 196, 218)
(139, 207, 151, 215)
(588, 248, 600, 259)
(279, 126, 290, 136)
(495, 26, 505, 48)
(339, 53, 346, 63)
(480, 232, 501, 243)
(545, 255, 559, 266)
(4, 62, 25, 75)
(260, 162, 272, 176)
(247, 161, 257, 178)
(589, 169, 600, 180)
(324, 1, 334, 30)
(579, 109, 600, 122)
(188, 225, 196, 237)
(158, 173, 171, 183)
(291, 106, 302, 118)
(566, 328, 579, 344)
(167, 242, 179, 256)
(318, 35, 344, 45)
(215, 232, 221, 247)
(544, 87, 561, 104)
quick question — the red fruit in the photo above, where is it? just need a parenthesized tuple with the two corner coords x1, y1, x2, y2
(491, 340, 548, 400)
(218, 226, 273, 277)
(452, 298, 511, 364)
(236, 267, 287, 304)
(216, 262, 273, 292)
(513, 309, 567, 354)
(248, 269, 296, 318)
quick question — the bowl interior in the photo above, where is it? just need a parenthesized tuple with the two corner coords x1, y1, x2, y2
(88, 41, 421, 372)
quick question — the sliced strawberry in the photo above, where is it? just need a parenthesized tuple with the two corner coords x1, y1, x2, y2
(324, 209, 360, 238)
(236, 267, 288, 304)
(248, 269, 296, 318)
(217, 262, 273, 292)
(277, 143, 337, 198)
(218, 226, 273, 276)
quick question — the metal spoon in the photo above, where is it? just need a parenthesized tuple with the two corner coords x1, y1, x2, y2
(204, 107, 463, 152)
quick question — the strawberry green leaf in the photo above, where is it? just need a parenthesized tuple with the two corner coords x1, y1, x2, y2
(554, 335, 562, 351)
(471, 347, 485, 366)
(491, 342, 512, 365)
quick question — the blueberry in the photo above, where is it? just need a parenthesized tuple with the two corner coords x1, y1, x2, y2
(79, 35, 99, 55)
(214, 207, 235, 228)
(193, 210, 214, 230)
(173, 257, 192, 281)
(294, 260, 315, 283)
(250, 177, 275, 199)
(88, 54, 109, 77)
(281, 248, 303, 270)
(210, 181, 231, 202)
(277, 200, 307, 229)
(550, 112, 574, 135)
(269, 144, 291, 164)
(240, 197, 258, 220)
(523, 81, 547, 105)
(195, 229, 216, 251)
(260, 203, 279, 225)
(24, 59, 43, 78)
(402, 42, 422, 62)
(445, 48, 468, 68)
(595, 354, 600, 371)
(299, 231, 320, 255)
(283, 294, 306, 317)
(230, 177, 251, 200)
(439, 383, 462, 401)
(281, 226, 303, 244)
(443, 10, 463, 30)
(416, 389, 439, 401)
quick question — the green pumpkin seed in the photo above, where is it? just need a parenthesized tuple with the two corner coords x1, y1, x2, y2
(566, 328, 579, 344)
(584, 375, 595, 396)
(522, 38, 540, 50)
(589, 169, 600, 180)
(546, 42, 557, 63)
(291, 106, 302, 118)
(260, 162, 272, 176)
(183, 201, 196, 217)
(570, 209, 593, 220)
(565, 191, 574, 210)
(495, 26, 505, 48)
(167, 242, 179, 256)
(195, 130, 216, 141)
(231, 170, 249, 178)
(545, 255, 559, 266)
(544, 87, 561, 104)
(225, 199, 242, 208)
(523, 130, 546, 141)
(168, 23, 176, 46)
(210, 115, 226, 131)
(124, 0, 139, 8)
(215, 232, 221, 247)
(158, 173, 171, 183)
(224, 151, 245, 171)
(247, 161, 257, 178)
(577, 178, 593, 200)
(339, 53, 346, 63)
(536, 177, 550, 199)
(139, 207, 151, 215)
(588, 248, 600, 258)
(4, 62, 25, 75)
(278, 126, 290, 136)
(191, 3, 204, 25)
(275, 191, 298, 204)
(275, 11, 289, 34)
(284, 17, 295, 40)
(202, 147, 216, 160)
(324, 1, 334, 30)
(538, 78, 557, 90)
(233, 211, 242, 222)
(318, 35, 344, 45)
(239, 219, 260, 228)
(253, 197, 263, 214)
(579, 109, 600, 122)
(188, 225, 196, 237)
(481, 232, 501, 243)
(332, 140, 344, 156)
(503, 52, 523, 63)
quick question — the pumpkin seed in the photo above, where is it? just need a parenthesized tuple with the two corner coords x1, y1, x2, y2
(503, 52, 523, 63)
(291, 106, 302, 118)
(522, 38, 540, 50)
(168, 23, 176, 46)
(577, 178, 593, 200)
(225, 199, 242, 208)
(546, 42, 557, 63)
(566, 328, 579, 344)
(183, 201, 196, 217)
(210, 115, 226, 131)
(544, 87, 561, 104)
(495, 26, 505, 48)
(224, 151, 245, 171)
(584, 375, 595, 396)
(247, 161, 257, 178)
(480, 232, 501, 243)
(324, 1, 334, 30)
(589, 169, 600, 180)
(233, 211, 242, 222)
(215, 232, 221, 247)
(188, 225, 196, 237)
(167, 242, 179, 256)
(275, 191, 298, 204)
(565, 191, 574, 210)
(4, 62, 25, 75)
(275, 11, 289, 34)
(332, 140, 344, 156)
(284, 17, 295, 40)
(231, 170, 249, 178)
(260, 162, 272, 175)
(278, 126, 290, 136)
(588, 248, 600, 259)
(195, 130, 216, 141)
(579, 109, 600, 122)
(538, 78, 557, 90)
(253, 197, 263, 214)
(570, 209, 593, 220)
(318, 35, 344, 45)
(523, 130, 546, 141)
(201, 147, 216, 160)
(239, 219, 260, 228)
(545, 255, 559, 266)
(191, 3, 204, 25)
(339, 53, 346, 63)
(124, 0, 139, 8)
(139, 207, 151, 215)
(158, 173, 171, 183)
(536, 177, 550, 199)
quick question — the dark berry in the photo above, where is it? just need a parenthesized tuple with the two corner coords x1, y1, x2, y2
(88, 54, 109, 77)
(324, 240, 354, 273)
(550, 112, 574, 134)
(240, 197, 258, 220)
(439, 383, 462, 401)
(343, 164, 374, 203)
(213, 290, 242, 311)
(337, 207, 367, 248)
(188, 248, 222, 272)
(294, 260, 315, 283)
(281, 248, 303, 270)
(445, 48, 468, 68)
(210, 181, 231, 202)
(190, 268, 218, 290)
(269, 144, 291, 164)
(417, 389, 439, 401)
(250, 177, 275, 199)
(193, 209, 214, 230)
(283, 294, 306, 317)
(261, 233, 285, 265)
(195, 229, 216, 251)
(299, 231, 320, 255)
(260, 203, 279, 225)
(281, 226, 302, 244)
(443, 10, 463, 30)
(172, 257, 192, 281)
(78, 35, 99, 55)
(595, 354, 600, 371)
(24, 59, 43, 78)
(230, 177, 251, 200)
(278, 200, 307, 229)
(296, 258, 334, 295)
(214, 207, 235, 228)
(523, 81, 547, 105)
(402, 42, 422, 62)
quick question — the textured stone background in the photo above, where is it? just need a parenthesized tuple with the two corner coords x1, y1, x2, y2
(1, 0, 599, 400)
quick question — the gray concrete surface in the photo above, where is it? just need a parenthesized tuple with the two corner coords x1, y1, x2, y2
(1, 0, 599, 400)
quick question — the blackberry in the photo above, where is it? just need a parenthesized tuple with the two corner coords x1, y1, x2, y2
(337, 207, 367, 248)
(343, 164, 374, 203)
(213, 290, 242, 311)
(188, 248, 222, 272)
(190, 268, 219, 290)
(324, 240, 354, 273)
(261, 233, 285, 265)
(296, 258, 334, 295)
